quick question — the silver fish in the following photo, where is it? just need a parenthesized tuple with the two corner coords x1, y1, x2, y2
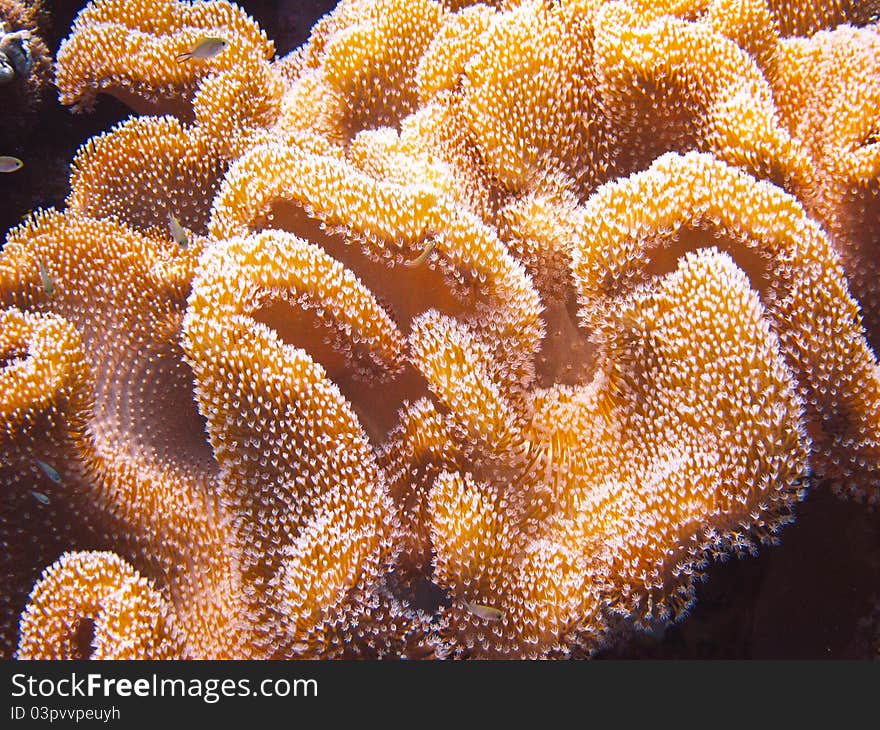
(404, 238, 436, 268)
(30, 490, 49, 505)
(168, 212, 189, 249)
(176, 36, 228, 62)
(0, 155, 23, 172)
(38, 260, 54, 296)
(463, 599, 504, 621)
(35, 459, 61, 484)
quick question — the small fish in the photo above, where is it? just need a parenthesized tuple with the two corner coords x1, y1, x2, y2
(30, 490, 50, 505)
(0, 156, 23, 173)
(38, 260, 54, 297)
(463, 599, 505, 621)
(404, 238, 436, 268)
(167, 212, 189, 249)
(176, 36, 228, 62)
(35, 459, 61, 484)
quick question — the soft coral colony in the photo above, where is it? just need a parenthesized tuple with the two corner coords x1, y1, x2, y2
(1, 0, 878, 659)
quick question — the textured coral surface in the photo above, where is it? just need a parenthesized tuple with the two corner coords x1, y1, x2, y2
(1, 0, 879, 659)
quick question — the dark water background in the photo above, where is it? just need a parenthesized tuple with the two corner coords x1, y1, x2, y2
(1, 0, 877, 659)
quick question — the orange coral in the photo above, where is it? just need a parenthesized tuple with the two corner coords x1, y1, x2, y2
(429, 249, 807, 657)
(17, 551, 183, 660)
(766, 0, 879, 36)
(572, 151, 880, 504)
(55, 0, 275, 114)
(182, 229, 426, 657)
(0, 210, 245, 658)
(0, 307, 98, 658)
(67, 115, 228, 235)
(772, 24, 880, 348)
(2, 0, 878, 659)
(454, 0, 601, 194)
(593, 1, 811, 190)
